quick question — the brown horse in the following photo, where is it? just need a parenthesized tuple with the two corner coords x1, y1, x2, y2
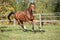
(8, 3, 41, 32)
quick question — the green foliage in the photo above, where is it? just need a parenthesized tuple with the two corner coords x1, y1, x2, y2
(0, 0, 28, 14)
(0, 0, 28, 20)
(35, 0, 57, 13)
(0, 0, 60, 20)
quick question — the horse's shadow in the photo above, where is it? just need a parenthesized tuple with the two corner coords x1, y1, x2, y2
(26, 29, 45, 33)
(0, 26, 11, 32)
(0, 26, 45, 33)
(0, 26, 21, 32)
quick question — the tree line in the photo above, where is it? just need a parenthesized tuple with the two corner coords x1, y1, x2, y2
(0, 0, 60, 20)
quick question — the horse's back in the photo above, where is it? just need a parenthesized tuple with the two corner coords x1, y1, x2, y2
(14, 11, 27, 21)
(14, 11, 34, 22)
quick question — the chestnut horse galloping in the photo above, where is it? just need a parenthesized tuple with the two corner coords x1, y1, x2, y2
(8, 3, 41, 32)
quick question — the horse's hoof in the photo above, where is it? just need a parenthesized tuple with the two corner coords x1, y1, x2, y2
(23, 29, 27, 32)
(42, 30, 45, 32)
(1, 30, 4, 32)
(38, 30, 41, 32)
(31, 30, 34, 32)
(38, 29, 45, 32)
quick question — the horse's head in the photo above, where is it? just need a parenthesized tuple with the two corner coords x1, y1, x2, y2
(29, 3, 35, 12)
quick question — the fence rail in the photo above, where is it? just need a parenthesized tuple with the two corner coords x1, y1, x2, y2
(0, 14, 60, 27)
(34, 20, 60, 22)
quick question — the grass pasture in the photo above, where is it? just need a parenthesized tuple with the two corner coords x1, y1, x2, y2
(0, 24, 60, 40)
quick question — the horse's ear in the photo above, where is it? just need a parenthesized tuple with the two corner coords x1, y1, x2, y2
(30, 3, 35, 6)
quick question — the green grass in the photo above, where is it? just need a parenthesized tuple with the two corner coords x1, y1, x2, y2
(0, 25, 60, 40)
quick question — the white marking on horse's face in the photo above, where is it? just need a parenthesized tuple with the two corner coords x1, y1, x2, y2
(31, 5, 35, 11)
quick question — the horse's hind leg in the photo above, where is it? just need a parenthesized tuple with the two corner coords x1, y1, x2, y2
(20, 20, 27, 32)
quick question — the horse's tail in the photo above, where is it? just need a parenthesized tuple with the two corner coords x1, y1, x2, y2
(8, 12, 15, 22)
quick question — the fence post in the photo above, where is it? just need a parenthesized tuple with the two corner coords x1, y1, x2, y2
(39, 14, 41, 28)
(14, 19, 16, 26)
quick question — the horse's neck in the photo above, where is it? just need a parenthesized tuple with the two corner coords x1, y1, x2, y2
(26, 8, 33, 15)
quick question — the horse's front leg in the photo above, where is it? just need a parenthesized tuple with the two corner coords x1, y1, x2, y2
(20, 21, 27, 32)
(31, 22, 34, 31)
(21, 24, 27, 32)
(30, 21, 34, 31)
(27, 19, 34, 31)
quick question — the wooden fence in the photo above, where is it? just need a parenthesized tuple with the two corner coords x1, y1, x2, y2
(0, 14, 60, 27)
